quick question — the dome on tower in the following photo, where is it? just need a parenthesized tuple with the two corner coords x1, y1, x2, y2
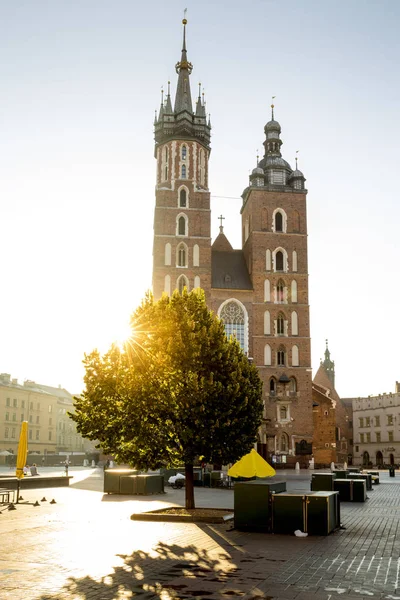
(290, 168, 304, 179)
(264, 119, 281, 133)
(252, 166, 264, 176)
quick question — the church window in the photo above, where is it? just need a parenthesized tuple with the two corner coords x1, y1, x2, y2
(264, 279, 270, 302)
(199, 148, 206, 186)
(291, 311, 298, 335)
(177, 214, 188, 236)
(289, 377, 297, 394)
(194, 275, 200, 289)
(179, 188, 187, 207)
(161, 146, 169, 182)
(219, 300, 247, 352)
(276, 279, 285, 303)
(276, 251, 284, 271)
(193, 244, 199, 267)
(164, 275, 171, 295)
(266, 249, 271, 271)
(277, 347, 286, 367)
(164, 243, 171, 266)
(264, 311, 270, 335)
(177, 243, 188, 267)
(181, 164, 187, 179)
(181, 145, 187, 160)
(264, 344, 272, 366)
(277, 313, 285, 335)
(292, 345, 299, 366)
(279, 433, 289, 452)
(269, 377, 276, 395)
(275, 212, 283, 232)
(177, 275, 189, 294)
(292, 250, 297, 272)
(291, 280, 298, 303)
(279, 406, 288, 421)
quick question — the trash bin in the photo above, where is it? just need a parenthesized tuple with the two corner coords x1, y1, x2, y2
(389, 467, 395, 478)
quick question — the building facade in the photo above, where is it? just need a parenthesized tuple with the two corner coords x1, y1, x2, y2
(0, 373, 89, 456)
(312, 343, 353, 466)
(152, 19, 314, 466)
(349, 384, 400, 467)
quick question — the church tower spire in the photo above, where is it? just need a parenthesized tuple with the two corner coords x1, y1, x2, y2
(154, 16, 211, 151)
(322, 339, 335, 388)
(152, 16, 212, 301)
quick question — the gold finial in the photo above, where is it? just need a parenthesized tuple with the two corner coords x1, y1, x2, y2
(183, 8, 187, 24)
(167, 81, 171, 95)
(271, 96, 276, 119)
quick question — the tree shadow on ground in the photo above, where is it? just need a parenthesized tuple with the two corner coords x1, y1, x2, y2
(39, 539, 241, 600)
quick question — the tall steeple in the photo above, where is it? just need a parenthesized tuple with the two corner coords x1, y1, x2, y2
(174, 17, 193, 114)
(154, 16, 211, 151)
(321, 339, 335, 388)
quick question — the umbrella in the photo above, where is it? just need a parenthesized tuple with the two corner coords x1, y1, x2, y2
(15, 421, 28, 481)
(228, 449, 276, 478)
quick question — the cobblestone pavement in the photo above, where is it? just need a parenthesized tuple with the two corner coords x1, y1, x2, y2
(1, 468, 400, 600)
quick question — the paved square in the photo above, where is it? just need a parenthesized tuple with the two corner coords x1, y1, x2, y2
(1, 468, 400, 599)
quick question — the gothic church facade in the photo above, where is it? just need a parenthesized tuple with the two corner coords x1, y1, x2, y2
(152, 20, 313, 465)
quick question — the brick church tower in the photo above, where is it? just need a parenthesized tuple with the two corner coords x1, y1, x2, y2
(152, 20, 313, 465)
(152, 17, 212, 299)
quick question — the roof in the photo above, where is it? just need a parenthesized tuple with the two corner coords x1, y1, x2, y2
(212, 232, 233, 252)
(211, 250, 253, 290)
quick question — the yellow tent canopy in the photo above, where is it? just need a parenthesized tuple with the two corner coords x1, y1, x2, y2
(228, 449, 276, 478)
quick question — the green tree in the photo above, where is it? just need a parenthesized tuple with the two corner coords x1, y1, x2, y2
(71, 289, 263, 508)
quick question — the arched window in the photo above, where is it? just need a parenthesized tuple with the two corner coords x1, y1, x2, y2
(279, 433, 289, 453)
(280, 406, 287, 421)
(177, 214, 188, 236)
(266, 249, 271, 271)
(277, 312, 285, 335)
(292, 345, 299, 366)
(291, 311, 298, 336)
(264, 310, 270, 335)
(164, 243, 171, 266)
(194, 275, 200, 289)
(161, 145, 169, 181)
(276, 279, 285, 303)
(292, 250, 297, 272)
(219, 300, 248, 352)
(276, 251, 284, 271)
(177, 275, 189, 294)
(275, 212, 283, 232)
(181, 144, 187, 160)
(164, 275, 171, 295)
(193, 244, 199, 267)
(177, 243, 188, 267)
(264, 344, 272, 366)
(273, 248, 287, 272)
(264, 279, 270, 302)
(269, 377, 276, 395)
(179, 189, 187, 207)
(291, 280, 298, 303)
(289, 377, 297, 394)
(199, 148, 206, 185)
(181, 164, 187, 179)
(277, 346, 286, 367)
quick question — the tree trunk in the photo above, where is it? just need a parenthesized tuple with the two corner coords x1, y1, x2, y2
(185, 463, 195, 509)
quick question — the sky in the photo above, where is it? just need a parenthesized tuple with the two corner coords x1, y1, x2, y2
(0, 0, 399, 398)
